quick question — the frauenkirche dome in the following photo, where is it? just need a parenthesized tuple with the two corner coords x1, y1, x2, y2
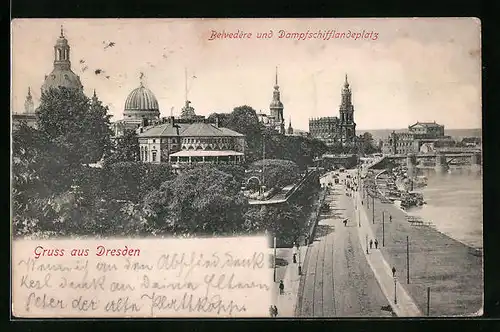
(41, 27, 83, 94)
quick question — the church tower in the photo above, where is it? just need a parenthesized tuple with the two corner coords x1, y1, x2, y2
(41, 26, 83, 94)
(339, 74, 356, 144)
(269, 66, 285, 134)
(24, 87, 34, 114)
(287, 117, 294, 135)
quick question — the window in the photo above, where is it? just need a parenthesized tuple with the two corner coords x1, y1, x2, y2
(153, 139, 156, 143)
(152, 152, 157, 162)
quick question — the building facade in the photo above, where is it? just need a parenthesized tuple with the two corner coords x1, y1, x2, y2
(385, 121, 454, 155)
(309, 74, 357, 146)
(137, 117, 245, 165)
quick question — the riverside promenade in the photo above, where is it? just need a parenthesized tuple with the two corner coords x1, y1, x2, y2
(360, 171, 483, 316)
(295, 175, 391, 317)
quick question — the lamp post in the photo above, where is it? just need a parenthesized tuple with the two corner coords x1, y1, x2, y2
(392, 267, 397, 304)
(366, 234, 369, 254)
(406, 236, 410, 284)
(273, 236, 277, 282)
(382, 210, 385, 246)
(298, 244, 302, 275)
(372, 195, 375, 224)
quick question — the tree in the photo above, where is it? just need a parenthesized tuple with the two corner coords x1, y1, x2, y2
(227, 106, 264, 163)
(141, 166, 248, 236)
(107, 130, 140, 163)
(207, 112, 231, 127)
(36, 87, 113, 167)
(250, 159, 300, 189)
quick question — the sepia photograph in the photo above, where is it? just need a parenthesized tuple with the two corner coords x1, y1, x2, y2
(11, 18, 482, 318)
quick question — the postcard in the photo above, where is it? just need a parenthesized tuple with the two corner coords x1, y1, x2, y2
(11, 18, 482, 318)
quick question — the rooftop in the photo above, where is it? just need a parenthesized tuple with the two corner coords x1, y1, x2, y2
(170, 150, 244, 157)
(409, 121, 443, 128)
(138, 121, 244, 138)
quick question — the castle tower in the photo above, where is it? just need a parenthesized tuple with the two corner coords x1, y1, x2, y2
(269, 66, 285, 134)
(24, 87, 34, 113)
(339, 74, 356, 144)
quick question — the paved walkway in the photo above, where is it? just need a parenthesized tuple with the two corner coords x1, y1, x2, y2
(269, 245, 307, 317)
(355, 190, 422, 316)
(295, 178, 391, 317)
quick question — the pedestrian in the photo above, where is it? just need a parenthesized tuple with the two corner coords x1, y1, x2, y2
(293, 253, 297, 263)
(390, 215, 392, 222)
(279, 280, 284, 295)
(343, 219, 347, 227)
(369, 239, 373, 249)
(273, 305, 279, 317)
(269, 305, 274, 317)
(375, 239, 379, 249)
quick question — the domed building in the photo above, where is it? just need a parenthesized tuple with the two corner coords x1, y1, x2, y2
(123, 82, 161, 121)
(13, 27, 84, 131)
(41, 27, 83, 94)
(111, 82, 161, 137)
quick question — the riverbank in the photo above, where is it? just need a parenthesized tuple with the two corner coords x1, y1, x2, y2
(361, 175, 483, 316)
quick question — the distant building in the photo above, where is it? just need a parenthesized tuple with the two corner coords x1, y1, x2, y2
(309, 74, 356, 146)
(386, 121, 454, 155)
(460, 136, 481, 148)
(258, 67, 285, 134)
(12, 88, 37, 130)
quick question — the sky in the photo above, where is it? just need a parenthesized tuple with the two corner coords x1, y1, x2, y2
(11, 18, 482, 131)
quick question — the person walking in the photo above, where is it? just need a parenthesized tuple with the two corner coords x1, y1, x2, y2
(369, 239, 373, 249)
(279, 280, 284, 295)
(389, 215, 392, 223)
(343, 219, 348, 227)
(375, 239, 379, 249)
(273, 305, 279, 317)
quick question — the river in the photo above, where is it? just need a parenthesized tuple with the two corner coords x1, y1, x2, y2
(405, 171, 483, 250)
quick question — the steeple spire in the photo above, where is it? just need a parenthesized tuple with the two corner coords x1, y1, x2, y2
(275, 66, 278, 86)
(60, 25, 64, 38)
(92, 89, 98, 104)
(24, 86, 34, 114)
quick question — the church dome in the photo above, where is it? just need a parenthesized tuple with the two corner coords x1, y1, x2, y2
(124, 84, 160, 111)
(41, 69, 83, 93)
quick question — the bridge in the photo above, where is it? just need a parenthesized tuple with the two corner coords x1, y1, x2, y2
(371, 148, 482, 175)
